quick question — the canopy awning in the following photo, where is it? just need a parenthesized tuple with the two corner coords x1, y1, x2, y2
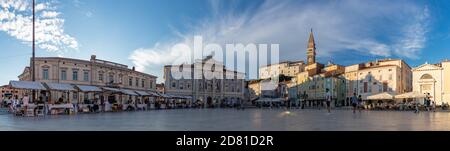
(147, 91, 160, 97)
(165, 93, 191, 99)
(44, 82, 76, 91)
(157, 92, 170, 98)
(9, 81, 47, 90)
(366, 92, 395, 100)
(102, 87, 122, 93)
(135, 90, 150, 96)
(120, 89, 138, 96)
(395, 91, 427, 99)
(75, 85, 102, 92)
(256, 98, 283, 102)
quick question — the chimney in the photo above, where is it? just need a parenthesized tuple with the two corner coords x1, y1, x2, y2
(132, 66, 135, 71)
(90, 55, 96, 61)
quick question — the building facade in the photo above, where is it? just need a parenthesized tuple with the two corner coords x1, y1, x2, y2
(412, 61, 450, 105)
(164, 55, 245, 107)
(18, 55, 157, 103)
(259, 61, 305, 79)
(343, 59, 412, 101)
(0, 85, 22, 100)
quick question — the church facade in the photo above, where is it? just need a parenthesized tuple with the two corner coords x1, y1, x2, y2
(412, 61, 450, 105)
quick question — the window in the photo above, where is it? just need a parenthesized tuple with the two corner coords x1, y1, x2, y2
(72, 70, 78, 81)
(172, 82, 176, 88)
(61, 70, 67, 80)
(149, 80, 153, 89)
(383, 82, 388, 92)
(43, 69, 49, 80)
(99, 73, 104, 82)
(420, 74, 433, 80)
(119, 74, 123, 83)
(135, 78, 139, 87)
(129, 77, 133, 86)
(180, 83, 184, 89)
(141, 79, 145, 88)
(83, 71, 89, 82)
(109, 74, 114, 83)
(389, 74, 393, 80)
(364, 82, 368, 93)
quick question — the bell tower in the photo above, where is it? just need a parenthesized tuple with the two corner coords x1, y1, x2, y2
(307, 29, 316, 65)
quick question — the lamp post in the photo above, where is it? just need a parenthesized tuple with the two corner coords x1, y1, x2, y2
(32, 0, 36, 101)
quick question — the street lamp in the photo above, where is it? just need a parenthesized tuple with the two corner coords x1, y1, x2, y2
(32, 0, 36, 101)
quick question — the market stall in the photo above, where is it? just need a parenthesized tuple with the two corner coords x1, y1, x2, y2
(366, 92, 395, 110)
(395, 91, 427, 110)
(43, 82, 77, 115)
(9, 81, 48, 116)
(102, 87, 123, 111)
(75, 85, 103, 112)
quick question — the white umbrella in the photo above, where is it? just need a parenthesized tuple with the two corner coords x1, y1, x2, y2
(395, 92, 427, 99)
(366, 92, 394, 100)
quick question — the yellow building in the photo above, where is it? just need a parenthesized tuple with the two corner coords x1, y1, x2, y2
(17, 55, 158, 103)
(259, 61, 305, 79)
(344, 59, 412, 101)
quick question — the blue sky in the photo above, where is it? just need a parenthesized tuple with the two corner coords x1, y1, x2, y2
(1, 0, 450, 84)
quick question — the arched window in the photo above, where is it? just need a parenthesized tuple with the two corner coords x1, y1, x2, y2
(420, 74, 433, 80)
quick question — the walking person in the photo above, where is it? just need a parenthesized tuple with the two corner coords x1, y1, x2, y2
(351, 93, 358, 113)
(325, 88, 331, 113)
(414, 102, 420, 113)
(357, 95, 363, 112)
(431, 101, 436, 112)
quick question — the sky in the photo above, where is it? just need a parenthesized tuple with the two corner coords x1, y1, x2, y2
(1, 0, 450, 85)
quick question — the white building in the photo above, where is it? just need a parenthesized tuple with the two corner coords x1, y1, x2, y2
(412, 61, 450, 105)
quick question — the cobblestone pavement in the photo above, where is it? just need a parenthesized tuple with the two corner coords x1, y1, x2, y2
(1, 108, 449, 131)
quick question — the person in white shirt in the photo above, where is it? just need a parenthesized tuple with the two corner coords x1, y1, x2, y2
(22, 95, 29, 106)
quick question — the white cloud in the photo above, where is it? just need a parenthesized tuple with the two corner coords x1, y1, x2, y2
(0, 0, 78, 54)
(129, 0, 430, 80)
(41, 11, 59, 18)
(393, 7, 430, 59)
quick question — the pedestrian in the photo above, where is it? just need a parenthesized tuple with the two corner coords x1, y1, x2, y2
(426, 93, 431, 111)
(325, 88, 331, 113)
(414, 103, 420, 113)
(357, 95, 363, 112)
(432, 101, 436, 112)
(351, 93, 358, 113)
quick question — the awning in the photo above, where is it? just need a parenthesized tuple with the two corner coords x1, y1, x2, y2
(157, 92, 170, 98)
(165, 94, 192, 99)
(75, 85, 102, 92)
(120, 89, 138, 96)
(366, 92, 395, 100)
(102, 87, 122, 93)
(134, 90, 150, 96)
(9, 81, 47, 90)
(395, 92, 427, 99)
(44, 82, 76, 91)
(147, 91, 160, 97)
(256, 98, 283, 102)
